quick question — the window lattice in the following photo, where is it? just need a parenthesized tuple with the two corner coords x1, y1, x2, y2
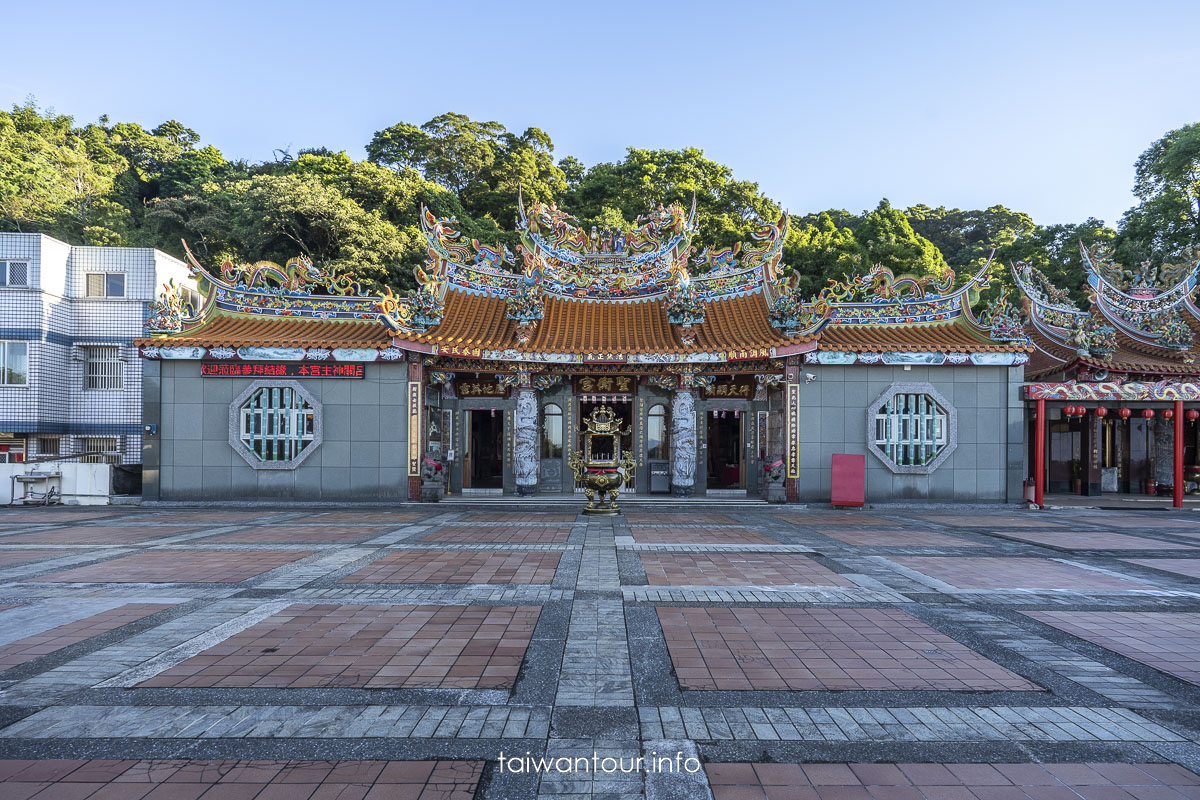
(240, 386, 316, 462)
(83, 438, 122, 465)
(873, 392, 947, 467)
(1, 261, 29, 287)
(85, 346, 123, 390)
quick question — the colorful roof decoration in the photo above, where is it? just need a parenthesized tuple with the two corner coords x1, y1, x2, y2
(137, 198, 1033, 368)
(1015, 243, 1200, 381)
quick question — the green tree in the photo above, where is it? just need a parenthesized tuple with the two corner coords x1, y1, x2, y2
(782, 212, 865, 297)
(854, 200, 948, 279)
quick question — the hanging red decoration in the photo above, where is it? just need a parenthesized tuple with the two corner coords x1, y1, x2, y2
(1064, 405, 1076, 416)
(1162, 409, 1175, 420)
(1095, 407, 1108, 418)
(1076, 407, 1088, 416)
(1187, 409, 1200, 421)
(1142, 409, 1155, 419)
(1118, 408, 1132, 419)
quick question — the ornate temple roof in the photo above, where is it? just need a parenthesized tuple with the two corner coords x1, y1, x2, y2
(135, 199, 1030, 369)
(1015, 243, 1200, 381)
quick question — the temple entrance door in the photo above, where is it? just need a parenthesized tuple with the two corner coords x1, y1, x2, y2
(540, 403, 564, 493)
(464, 410, 504, 490)
(706, 413, 745, 490)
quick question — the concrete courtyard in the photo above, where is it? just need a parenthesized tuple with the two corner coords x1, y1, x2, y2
(0, 503, 1199, 799)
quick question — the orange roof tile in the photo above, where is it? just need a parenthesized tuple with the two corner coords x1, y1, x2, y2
(817, 321, 1031, 353)
(135, 314, 393, 349)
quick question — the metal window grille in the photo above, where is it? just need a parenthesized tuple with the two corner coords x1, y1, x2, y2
(1, 341, 28, 385)
(85, 346, 123, 390)
(873, 393, 947, 467)
(1, 261, 29, 287)
(86, 274, 105, 296)
(37, 437, 60, 455)
(83, 438, 122, 465)
(239, 386, 315, 462)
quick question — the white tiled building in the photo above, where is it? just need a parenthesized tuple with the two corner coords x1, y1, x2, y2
(0, 233, 194, 465)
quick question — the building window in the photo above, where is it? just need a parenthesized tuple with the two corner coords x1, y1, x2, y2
(83, 438, 122, 465)
(37, 437, 61, 456)
(0, 438, 24, 463)
(866, 383, 958, 474)
(230, 381, 322, 469)
(0, 261, 29, 287)
(647, 404, 669, 460)
(85, 346, 124, 390)
(0, 342, 28, 385)
(85, 273, 125, 297)
(541, 403, 563, 459)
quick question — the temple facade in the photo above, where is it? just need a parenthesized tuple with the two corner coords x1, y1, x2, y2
(135, 198, 1036, 503)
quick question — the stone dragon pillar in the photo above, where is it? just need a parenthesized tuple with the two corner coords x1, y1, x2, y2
(670, 386, 696, 497)
(514, 374, 539, 496)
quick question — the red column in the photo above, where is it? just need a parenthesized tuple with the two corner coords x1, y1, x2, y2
(1034, 398, 1045, 509)
(1175, 399, 1185, 509)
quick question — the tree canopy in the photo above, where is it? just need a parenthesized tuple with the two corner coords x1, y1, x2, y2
(1, 100, 1195, 301)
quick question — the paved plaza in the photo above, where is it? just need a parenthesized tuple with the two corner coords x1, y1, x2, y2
(1, 505, 1200, 799)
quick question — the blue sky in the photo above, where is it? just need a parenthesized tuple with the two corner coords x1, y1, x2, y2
(4, 0, 1198, 227)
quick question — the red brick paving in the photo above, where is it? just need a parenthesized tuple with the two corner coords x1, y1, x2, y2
(983, 529, 1196, 550)
(888, 556, 1152, 590)
(465, 512, 576, 522)
(657, 606, 1038, 691)
(0, 759, 483, 800)
(920, 514, 1067, 528)
(782, 514, 880, 527)
(639, 553, 853, 586)
(0, 549, 66, 567)
(0, 527, 198, 545)
(420, 526, 571, 543)
(706, 762, 1200, 799)
(629, 527, 777, 545)
(1123, 558, 1200, 580)
(626, 513, 740, 524)
(0, 604, 172, 670)
(138, 604, 540, 689)
(1024, 610, 1200, 685)
(340, 551, 561, 584)
(813, 528, 985, 547)
(32, 551, 314, 583)
(306, 511, 433, 523)
(144, 512, 282, 524)
(0, 511, 119, 525)
(204, 526, 390, 544)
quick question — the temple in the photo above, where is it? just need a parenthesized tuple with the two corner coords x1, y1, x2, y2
(137, 197, 1055, 504)
(1017, 243, 1200, 506)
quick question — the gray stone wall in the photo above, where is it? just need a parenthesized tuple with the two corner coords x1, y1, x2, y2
(794, 364, 1025, 504)
(143, 359, 408, 501)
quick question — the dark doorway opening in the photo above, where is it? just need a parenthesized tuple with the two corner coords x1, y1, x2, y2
(707, 413, 744, 489)
(466, 409, 504, 489)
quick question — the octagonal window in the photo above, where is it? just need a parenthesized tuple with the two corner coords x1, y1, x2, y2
(230, 380, 322, 469)
(866, 383, 957, 474)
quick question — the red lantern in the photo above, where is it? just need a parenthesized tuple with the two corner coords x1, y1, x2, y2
(1118, 408, 1132, 419)
(1077, 407, 1088, 416)
(1095, 407, 1108, 418)
(1142, 409, 1155, 419)
(1064, 405, 1076, 416)
(1163, 409, 1175, 420)
(1187, 409, 1199, 421)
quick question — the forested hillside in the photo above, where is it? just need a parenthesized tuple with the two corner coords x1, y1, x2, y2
(2, 102, 1197, 299)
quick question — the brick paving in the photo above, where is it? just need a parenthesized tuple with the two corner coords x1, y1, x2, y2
(639, 553, 854, 586)
(0, 759, 484, 799)
(629, 527, 777, 545)
(887, 556, 1152, 590)
(341, 551, 562, 584)
(812, 528, 985, 547)
(0, 604, 172, 669)
(204, 526, 391, 544)
(420, 526, 572, 543)
(137, 604, 540, 689)
(706, 762, 1200, 799)
(2, 504, 1200, 800)
(1123, 558, 1200, 579)
(1024, 610, 1200, 685)
(32, 551, 315, 583)
(982, 529, 1197, 550)
(657, 607, 1039, 691)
